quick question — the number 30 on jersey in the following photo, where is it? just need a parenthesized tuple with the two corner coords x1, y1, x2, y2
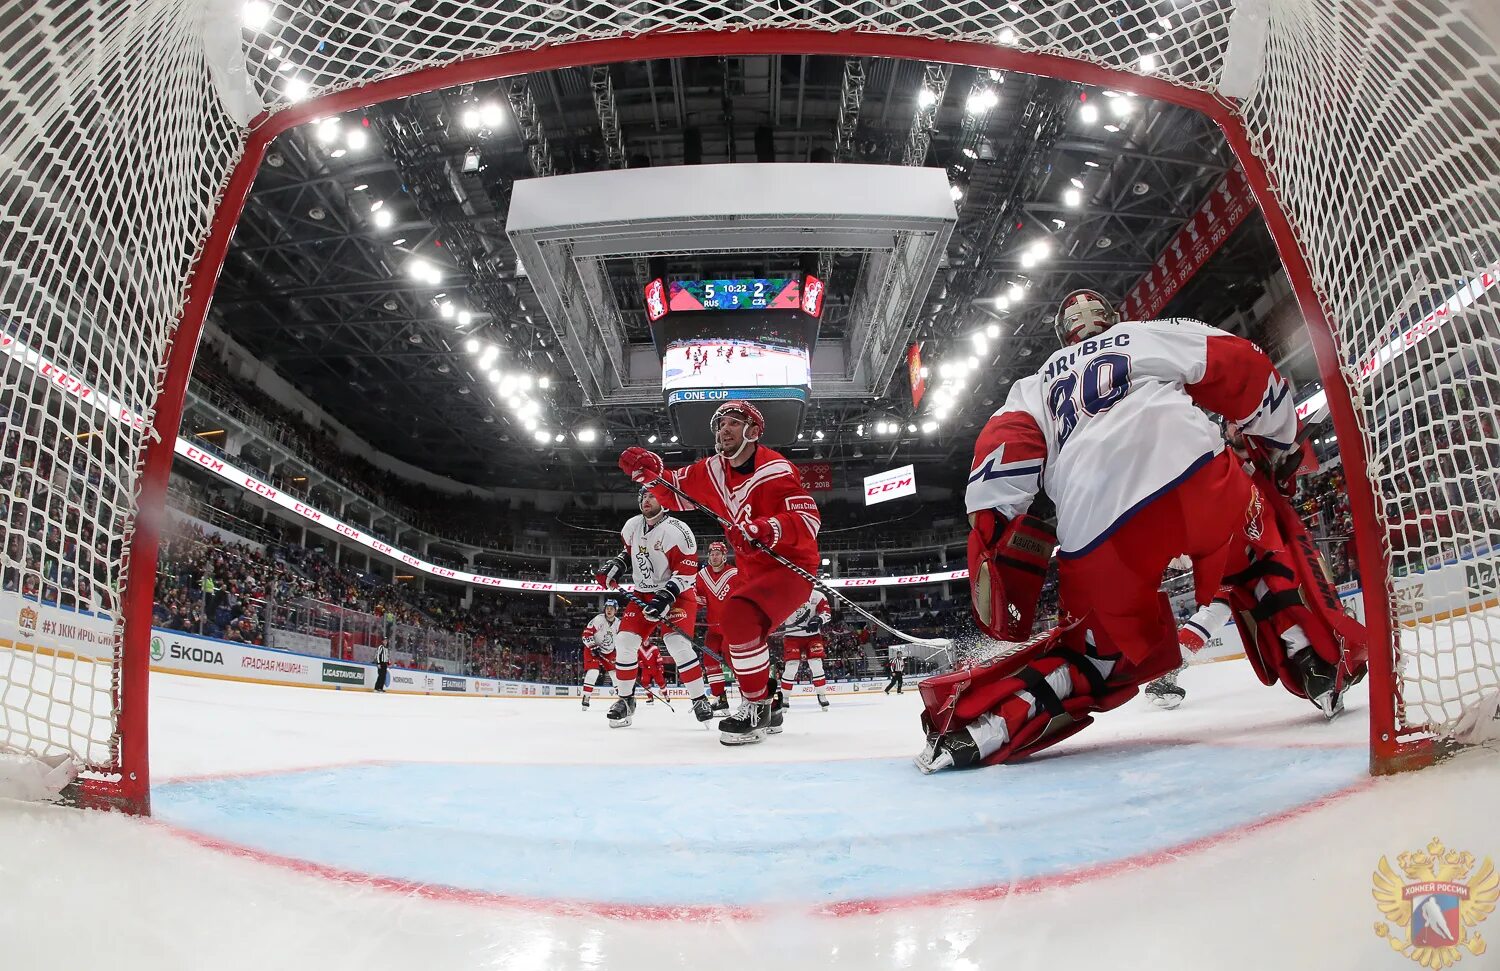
(1047, 352, 1132, 447)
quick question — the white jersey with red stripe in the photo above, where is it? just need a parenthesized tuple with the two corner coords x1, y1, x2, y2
(780, 588, 832, 636)
(692, 563, 738, 627)
(966, 318, 1299, 557)
(654, 444, 821, 573)
(581, 613, 620, 653)
(621, 513, 698, 594)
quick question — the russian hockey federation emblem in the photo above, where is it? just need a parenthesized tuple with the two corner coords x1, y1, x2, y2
(17, 605, 38, 637)
(1373, 837, 1497, 966)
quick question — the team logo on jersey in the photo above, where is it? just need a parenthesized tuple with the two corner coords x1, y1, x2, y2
(1372, 837, 1496, 965)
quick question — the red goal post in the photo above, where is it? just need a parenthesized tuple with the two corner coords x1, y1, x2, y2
(1, 5, 1494, 814)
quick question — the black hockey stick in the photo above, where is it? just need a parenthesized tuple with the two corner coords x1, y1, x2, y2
(647, 476, 952, 649)
(607, 582, 731, 670)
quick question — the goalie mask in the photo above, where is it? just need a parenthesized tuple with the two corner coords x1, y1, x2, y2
(1054, 289, 1119, 346)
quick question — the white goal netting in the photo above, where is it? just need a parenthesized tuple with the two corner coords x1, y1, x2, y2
(0, 0, 1496, 802)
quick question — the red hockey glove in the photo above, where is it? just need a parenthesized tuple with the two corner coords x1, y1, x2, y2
(967, 510, 1056, 641)
(739, 516, 783, 550)
(619, 447, 664, 484)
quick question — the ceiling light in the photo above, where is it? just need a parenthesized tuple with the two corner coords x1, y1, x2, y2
(369, 199, 384, 211)
(1084, 160, 1100, 168)
(1030, 240, 1051, 259)
(647, 434, 658, 444)
(1053, 219, 1067, 229)
(917, 87, 938, 108)
(538, 376, 550, 389)
(670, 435, 678, 443)
(241, 0, 271, 29)
(480, 102, 504, 127)
(408, 260, 432, 280)
(456, 310, 472, 326)
(971, 332, 988, 351)
(345, 128, 368, 151)
(814, 430, 824, 440)
(555, 434, 566, 443)
(962, 147, 978, 159)
(576, 429, 598, 443)
(1064, 188, 1082, 207)
(523, 417, 537, 431)
(921, 421, 938, 434)
(392, 238, 406, 246)
(986, 323, 1000, 338)
(1078, 104, 1098, 124)
(1021, 251, 1038, 268)
(316, 118, 341, 144)
(965, 88, 999, 115)
(1008, 284, 1025, 302)
(534, 430, 551, 444)
(1069, 177, 1085, 189)
(1111, 97, 1133, 119)
(499, 375, 516, 396)
(439, 302, 455, 318)
(1103, 124, 1121, 133)
(284, 77, 309, 103)
(464, 338, 479, 353)
(487, 368, 502, 383)
(995, 296, 1010, 310)
(797, 433, 804, 441)
(353, 183, 368, 191)
(856, 424, 864, 436)
(478, 344, 499, 367)
(516, 374, 533, 391)
(907, 423, 917, 433)
(949, 185, 964, 201)
(462, 109, 480, 131)
(998, 28, 1016, 45)
(1138, 54, 1158, 74)
(372, 209, 393, 229)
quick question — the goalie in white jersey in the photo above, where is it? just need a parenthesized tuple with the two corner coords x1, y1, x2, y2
(917, 290, 1355, 772)
(594, 487, 715, 727)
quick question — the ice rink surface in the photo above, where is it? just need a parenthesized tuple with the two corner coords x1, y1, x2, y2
(2, 653, 1497, 971)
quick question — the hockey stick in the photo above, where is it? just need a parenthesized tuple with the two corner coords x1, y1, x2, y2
(647, 476, 952, 649)
(595, 580, 732, 671)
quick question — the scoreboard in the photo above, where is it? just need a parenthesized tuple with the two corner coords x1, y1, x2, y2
(668, 278, 801, 312)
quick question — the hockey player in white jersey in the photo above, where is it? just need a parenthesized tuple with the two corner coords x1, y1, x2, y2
(594, 487, 715, 727)
(917, 290, 1365, 772)
(579, 598, 621, 709)
(778, 588, 833, 710)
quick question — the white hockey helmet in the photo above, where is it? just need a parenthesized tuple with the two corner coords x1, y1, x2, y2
(1054, 289, 1119, 346)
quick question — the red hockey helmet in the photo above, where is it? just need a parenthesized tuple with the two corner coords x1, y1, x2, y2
(1054, 289, 1119, 346)
(710, 400, 766, 441)
(708, 541, 728, 554)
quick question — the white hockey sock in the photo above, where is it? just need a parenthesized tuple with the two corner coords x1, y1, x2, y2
(1281, 624, 1312, 656)
(782, 658, 802, 689)
(808, 658, 826, 689)
(662, 632, 707, 698)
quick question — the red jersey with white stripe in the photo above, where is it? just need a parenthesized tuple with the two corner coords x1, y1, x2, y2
(966, 318, 1299, 557)
(780, 588, 832, 636)
(693, 563, 738, 629)
(581, 612, 620, 654)
(620, 513, 698, 594)
(655, 445, 821, 573)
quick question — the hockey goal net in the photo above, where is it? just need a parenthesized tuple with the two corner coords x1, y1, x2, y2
(1, 1, 1495, 812)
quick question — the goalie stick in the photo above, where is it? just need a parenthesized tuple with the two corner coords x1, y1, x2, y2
(647, 476, 952, 650)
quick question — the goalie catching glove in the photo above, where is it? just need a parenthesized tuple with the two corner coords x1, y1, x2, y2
(967, 510, 1057, 641)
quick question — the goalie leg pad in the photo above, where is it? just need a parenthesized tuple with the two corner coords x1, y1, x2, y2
(968, 512, 1057, 641)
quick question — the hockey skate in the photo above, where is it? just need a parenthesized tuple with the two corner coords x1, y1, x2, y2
(719, 700, 771, 745)
(691, 695, 716, 724)
(817, 693, 829, 711)
(1144, 665, 1187, 710)
(1290, 648, 1345, 720)
(606, 695, 637, 728)
(914, 722, 983, 774)
(710, 693, 730, 715)
(581, 696, 590, 710)
(767, 692, 785, 735)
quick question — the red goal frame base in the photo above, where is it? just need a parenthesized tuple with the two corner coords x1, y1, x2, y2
(112, 28, 1405, 815)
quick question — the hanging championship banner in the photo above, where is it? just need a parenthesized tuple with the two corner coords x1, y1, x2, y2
(800, 463, 833, 492)
(1119, 167, 1255, 321)
(907, 343, 926, 407)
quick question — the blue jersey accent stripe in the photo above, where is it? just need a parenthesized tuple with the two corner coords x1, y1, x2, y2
(968, 458, 1044, 484)
(1059, 449, 1219, 560)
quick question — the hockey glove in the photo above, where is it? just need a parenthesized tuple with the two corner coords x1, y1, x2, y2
(805, 614, 825, 634)
(594, 554, 627, 589)
(739, 516, 783, 549)
(642, 589, 675, 622)
(619, 447, 665, 485)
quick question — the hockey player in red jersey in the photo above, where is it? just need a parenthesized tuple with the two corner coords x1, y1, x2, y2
(779, 588, 833, 710)
(620, 400, 821, 745)
(594, 487, 715, 727)
(693, 541, 738, 714)
(916, 290, 1366, 772)
(638, 637, 667, 701)
(579, 598, 620, 709)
